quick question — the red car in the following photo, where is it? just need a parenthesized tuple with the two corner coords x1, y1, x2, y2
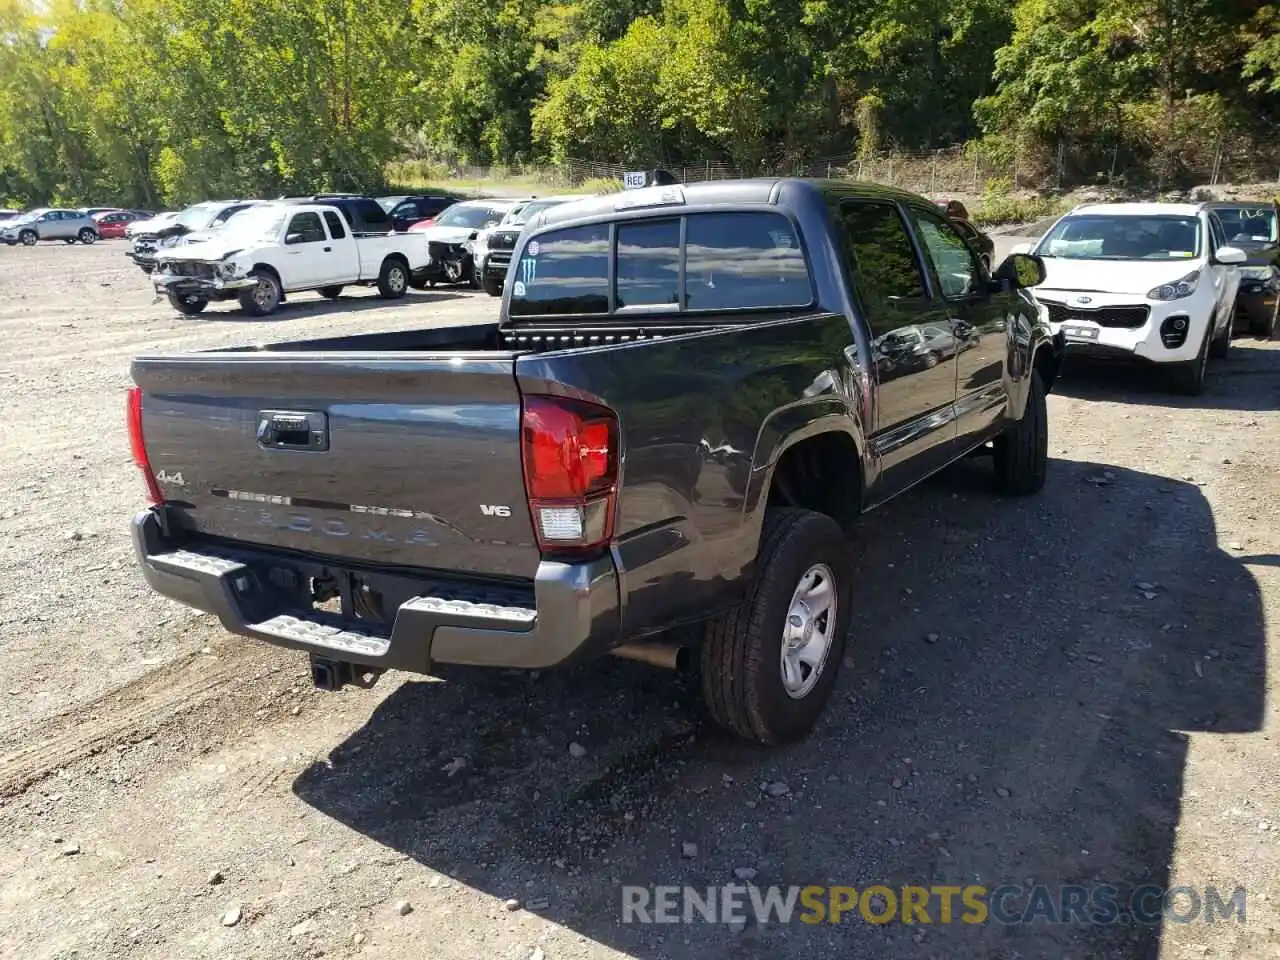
(93, 209, 144, 239)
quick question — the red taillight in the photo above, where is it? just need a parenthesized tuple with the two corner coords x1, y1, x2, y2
(520, 394, 618, 554)
(127, 387, 164, 505)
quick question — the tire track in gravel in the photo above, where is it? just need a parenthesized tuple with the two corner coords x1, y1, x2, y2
(0, 637, 291, 799)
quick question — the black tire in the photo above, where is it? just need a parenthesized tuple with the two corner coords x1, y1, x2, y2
(20, 230, 37, 246)
(237, 269, 283, 316)
(1208, 311, 1231, 359)
(63, 238, 77, 244)
(483, 277, 503, 297)
(1251, 299, 1278, 340)
(1171, 323, 1210, 395)
(167, 291, 208, 315)
(78, 228, 97, 244)
(377, 258, 409, 299)
(408, 276, 428, 290)
(700, 507, 851, 745)
(993, 369, 1048, 495)
(318, 285, 344, 299)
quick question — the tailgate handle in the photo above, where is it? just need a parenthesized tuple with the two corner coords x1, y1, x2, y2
(257, 410, 329, 451)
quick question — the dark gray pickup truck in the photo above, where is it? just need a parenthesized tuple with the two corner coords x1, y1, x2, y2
(127, 178, 1061, 744)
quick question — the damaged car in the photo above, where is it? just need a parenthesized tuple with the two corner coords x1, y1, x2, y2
(151, 201, 429, 316)
(128, 200, 258, 273)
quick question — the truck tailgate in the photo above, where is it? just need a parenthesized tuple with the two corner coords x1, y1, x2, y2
(131, 353, 541, 579)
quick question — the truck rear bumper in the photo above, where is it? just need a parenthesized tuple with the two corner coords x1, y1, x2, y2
(132, 508, 620, 672)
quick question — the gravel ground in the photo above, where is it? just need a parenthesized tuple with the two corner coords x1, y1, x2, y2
(1, 239, 1278, 960)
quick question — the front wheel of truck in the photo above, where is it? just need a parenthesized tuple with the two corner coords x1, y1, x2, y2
(993, 369, 1047, 495)
(237, 269, 282, 316)
(167, 291, 208, 315)
(700, 507, 851, 745)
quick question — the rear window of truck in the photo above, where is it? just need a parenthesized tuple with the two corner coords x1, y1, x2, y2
(508, 211, 811, 317)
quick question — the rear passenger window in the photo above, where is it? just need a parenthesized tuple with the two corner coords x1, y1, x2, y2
(508, 223, 610, 316)
(616, 220, 679, 308)
(323, 211, 346, 239)
(836, 201, 927, 309)
(685, 213, 810, 310)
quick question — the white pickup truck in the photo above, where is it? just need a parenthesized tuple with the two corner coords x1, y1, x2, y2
(151, 202, 427, 316)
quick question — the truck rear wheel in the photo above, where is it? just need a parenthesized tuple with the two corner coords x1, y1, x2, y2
(483, 277, 503, 297)
(378, 259, 409, 299)
(993, 369, 1047, 495)
(238, 270, 282, 316)
(700, 507, 850, 745)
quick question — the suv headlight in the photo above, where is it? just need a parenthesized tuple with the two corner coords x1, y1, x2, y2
(218, 261, 239, 279)
(1148, 270, 1200, 301)
(1240, 265, 1273, 281)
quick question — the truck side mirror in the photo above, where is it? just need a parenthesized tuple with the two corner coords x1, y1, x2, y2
(994, 252, 1047, 289)
(285, 233, 304, 245)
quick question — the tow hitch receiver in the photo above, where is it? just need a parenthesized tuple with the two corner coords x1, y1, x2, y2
(309, 655, 384, 692)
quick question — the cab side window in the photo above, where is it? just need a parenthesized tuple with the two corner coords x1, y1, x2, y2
(323, 211, 346, 239)
(910, 208, 983, 299)
(836, 200, 928, 335)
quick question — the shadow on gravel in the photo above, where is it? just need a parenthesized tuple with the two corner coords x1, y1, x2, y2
(294, 456, 1265, 960)
(1055, 338, 1280, 412)
(195, 289, 473, 323)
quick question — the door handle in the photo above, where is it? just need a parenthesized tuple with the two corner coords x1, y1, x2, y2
(324, 246, 331, 252)
(256, 410, 329, 451)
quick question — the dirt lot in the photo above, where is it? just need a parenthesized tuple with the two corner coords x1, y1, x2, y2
(0, 239, 1278, 960)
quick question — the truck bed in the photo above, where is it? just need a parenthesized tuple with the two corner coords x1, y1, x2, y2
(210, 320, 727, 356)
(130, 318, 736, 584)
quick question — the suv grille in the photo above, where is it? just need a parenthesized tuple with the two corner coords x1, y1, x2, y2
(1042, 300, 1151, 329)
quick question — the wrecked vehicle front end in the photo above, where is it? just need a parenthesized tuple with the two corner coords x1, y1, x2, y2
(151, 257, 256, 302)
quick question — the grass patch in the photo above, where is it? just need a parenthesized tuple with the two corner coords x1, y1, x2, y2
(972, 195, 1069, 228)
(385, 159, 612, 198)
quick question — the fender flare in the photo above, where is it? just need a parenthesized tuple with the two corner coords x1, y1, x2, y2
(739, 397, 867, 549)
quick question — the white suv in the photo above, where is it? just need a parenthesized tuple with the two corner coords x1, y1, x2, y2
(1014, 202, 1246, 394)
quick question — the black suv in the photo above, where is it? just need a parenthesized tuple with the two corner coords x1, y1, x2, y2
(281, 195, 392, 236)
(378, 195, 458, 232)
(1204, 201, 1278, 339)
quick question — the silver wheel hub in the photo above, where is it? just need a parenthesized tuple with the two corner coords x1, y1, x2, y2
(254, 279, 276, 308)
(780, 562, 836, 699)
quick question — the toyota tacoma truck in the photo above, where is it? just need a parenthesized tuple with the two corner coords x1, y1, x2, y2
(127, 178, 1061, 744)
(150, 202, 427, 316)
